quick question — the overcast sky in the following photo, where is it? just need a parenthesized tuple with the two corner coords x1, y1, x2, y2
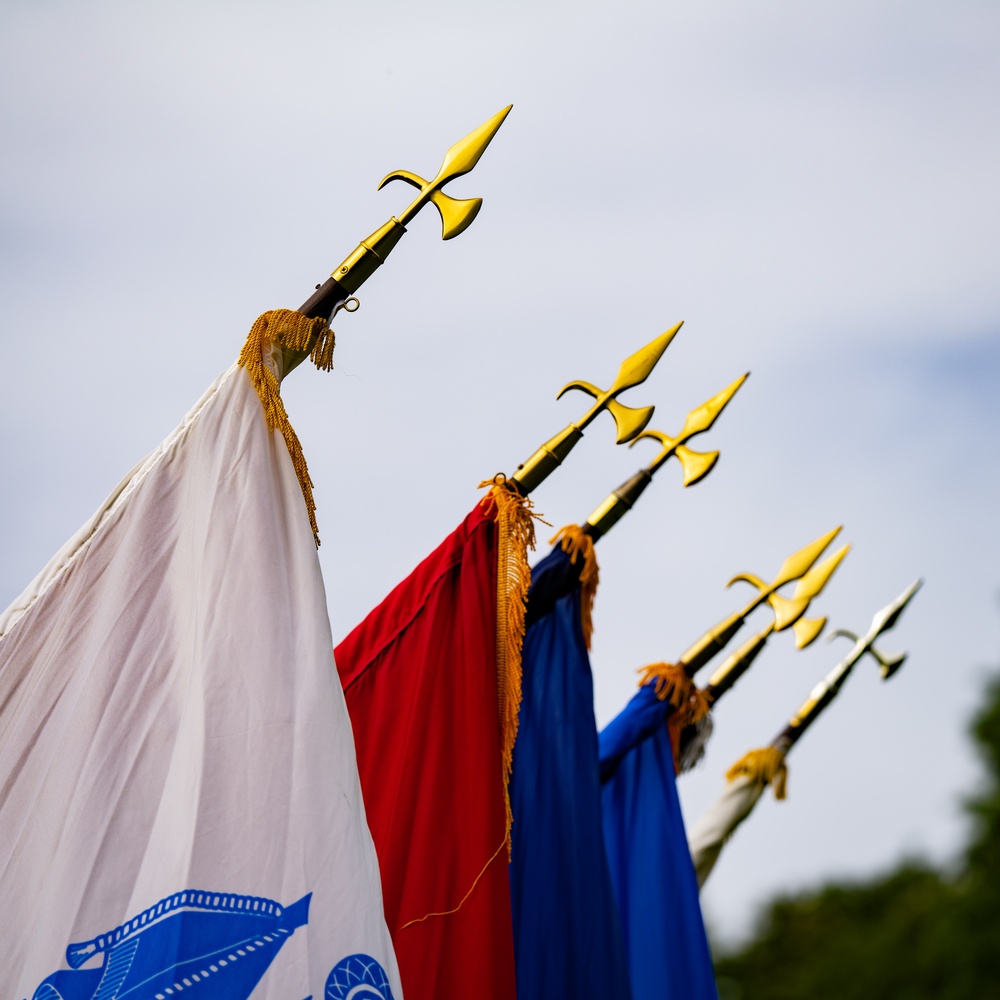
(3, 0, 999, 944)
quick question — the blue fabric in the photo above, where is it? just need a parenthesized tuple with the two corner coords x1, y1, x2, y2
(509, 545, 631, 1000)
(599, 688, 718, 1000)
(598, 683, 671, 783)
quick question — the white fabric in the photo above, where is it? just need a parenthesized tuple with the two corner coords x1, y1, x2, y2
(686, 774, 765, 889)
(0, 364, 400, 998)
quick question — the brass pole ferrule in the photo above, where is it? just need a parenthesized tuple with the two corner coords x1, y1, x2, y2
(584, 470, 653, 541)
(509, 425, 584, 495)
(678, 609, 751, 677)
(705, 625, 773, 700)
(330, 218, 408, 295)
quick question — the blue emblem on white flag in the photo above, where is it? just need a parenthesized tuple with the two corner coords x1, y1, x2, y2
(325, 954, 395, 1000)
(30, 889, 310, 1000)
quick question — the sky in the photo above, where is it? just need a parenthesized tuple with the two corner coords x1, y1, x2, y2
(2, 0, 999, 945)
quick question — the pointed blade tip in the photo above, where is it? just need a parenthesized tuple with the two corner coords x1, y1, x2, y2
(485, 104, 514, 131)
(804, 524, 843, 555)
(720, 371, 750, 403)
(649, 320, 684, 356)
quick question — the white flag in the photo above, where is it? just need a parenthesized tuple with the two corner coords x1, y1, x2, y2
(0, 360, 400, 999)
(686, 775, 765, 888)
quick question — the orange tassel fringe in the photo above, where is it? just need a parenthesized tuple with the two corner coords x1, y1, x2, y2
(637, 661, 712, 729)
(238, 309, 335, 547)
(725, 746, 789, 800)
(479, 475, 542, 852)
(549, 525, 600, 649)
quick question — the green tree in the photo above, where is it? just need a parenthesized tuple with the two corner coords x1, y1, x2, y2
(713, 671, 1000, 999)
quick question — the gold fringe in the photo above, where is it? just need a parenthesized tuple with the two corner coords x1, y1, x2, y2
(478, 474, 542, 854)
(238, 309, 335, 547)
(637, 661, 712, 728)
(549, 525, 600, 650)
(725, 746, 788, 800)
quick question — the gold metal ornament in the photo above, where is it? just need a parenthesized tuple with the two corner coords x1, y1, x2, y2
(332, 105, 512, 295)
(677, 526, 843, 676)
(636, 373, 750, 484)
(509, 323, 682, 495)
(583, 373, 748, 539)
(781, 578, 923, 744)
(288, 106, 513, 376)
(704, 543, 850, 698)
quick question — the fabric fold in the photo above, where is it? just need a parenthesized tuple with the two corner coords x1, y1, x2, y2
(335, 487, 530, 1000)
(599, 687, 718, 1000)
(509, 543, 631, 999)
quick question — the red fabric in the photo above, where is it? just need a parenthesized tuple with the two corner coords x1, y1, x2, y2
(335, 500, 516, 1000)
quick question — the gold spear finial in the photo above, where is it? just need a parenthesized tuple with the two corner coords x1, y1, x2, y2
(381, 104, 513, 237)
(508, 323, 682, 495)
(677, 526, 843, 676)
(727, 526, 845, 629)
(704, 543, 850, 698)
(297, 105, 513, 328)
(774, 543, 852, 643)
(330, 105, 512, 296)
(290, 106, 513, 374)
(634, 373, 749, 483)
(583, 373, 748, 540)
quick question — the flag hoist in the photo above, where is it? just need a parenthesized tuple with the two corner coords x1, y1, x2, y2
(334, 324, 681, 1000)
(0, 106, 517, 1000)
(509, 374, 747, 1000)
(687, 579, 922, 888)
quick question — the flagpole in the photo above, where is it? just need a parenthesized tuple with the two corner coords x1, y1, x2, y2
(285, 105, 513, 373)
(582, 373, 748, 541)
(688, 579, 922, 887)
(597, 528, 846, 779)
(507, 324, 682, 495)
(668, 543, 848, 768)
(771, 578, 923, 750)
(673, 526, 843, 678)
(702, 543, 850, 702)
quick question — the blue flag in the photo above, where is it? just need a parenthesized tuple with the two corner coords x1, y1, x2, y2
(599, 685, 718, 1000)
(509, 543, 631, 999)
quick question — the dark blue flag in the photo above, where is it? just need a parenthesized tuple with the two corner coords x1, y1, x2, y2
(509, 542, 631, 1000)
(599, 686, 718, 1000)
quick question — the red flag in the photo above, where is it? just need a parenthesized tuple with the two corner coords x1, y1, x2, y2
(335, 485, 534, 1000)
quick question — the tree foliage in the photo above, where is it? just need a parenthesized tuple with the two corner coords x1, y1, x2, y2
(713, 671, 1000, 999)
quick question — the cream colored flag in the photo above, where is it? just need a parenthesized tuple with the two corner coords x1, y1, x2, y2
(0, 319, 400, 1000)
